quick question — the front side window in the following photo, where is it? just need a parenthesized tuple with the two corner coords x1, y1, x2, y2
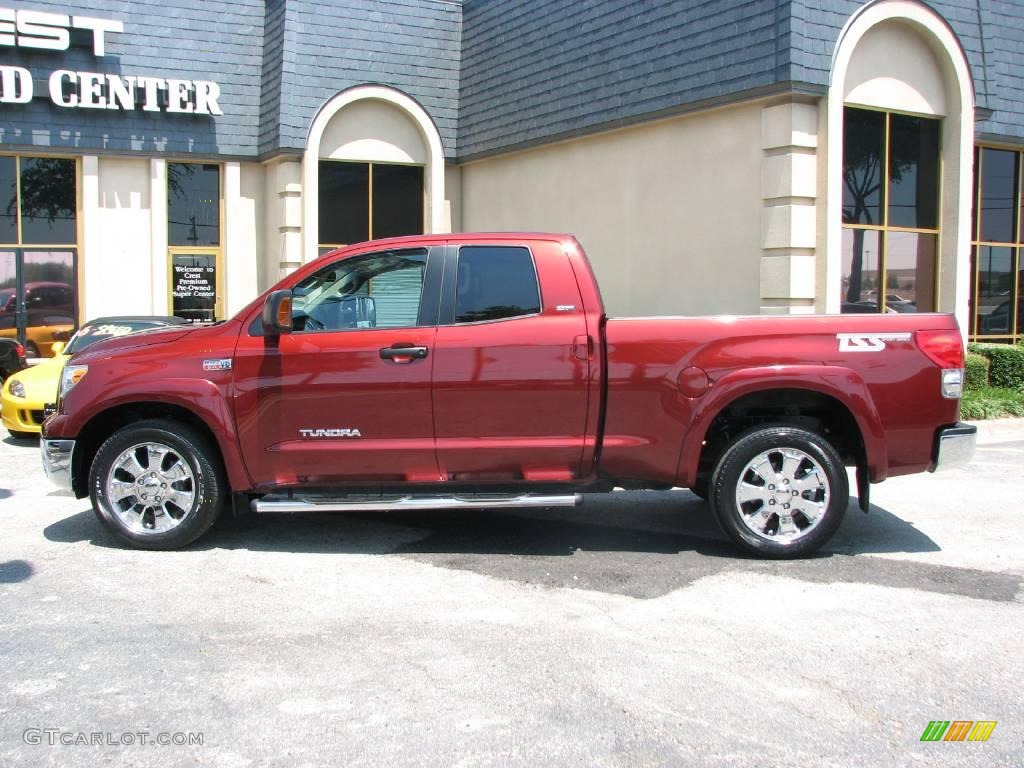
(841, 107, 941, 314)
(291, 248, 427, 332)
(454, 246, 541, 323)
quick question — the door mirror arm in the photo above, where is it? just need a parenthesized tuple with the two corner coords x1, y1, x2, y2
(262, 290, 293, 336)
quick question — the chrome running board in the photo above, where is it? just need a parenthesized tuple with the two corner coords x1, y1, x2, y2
(252, 493, 581, 514)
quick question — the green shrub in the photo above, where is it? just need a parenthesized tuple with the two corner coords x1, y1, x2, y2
(964, 353, 990, 391)
(968, 343, 1024, 391)
(960, 387, 1024, 420)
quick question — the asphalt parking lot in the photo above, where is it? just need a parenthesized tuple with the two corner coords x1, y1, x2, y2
(1, 426, 1022, 767)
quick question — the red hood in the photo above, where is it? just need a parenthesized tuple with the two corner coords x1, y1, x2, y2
(70, 323, 212, 363)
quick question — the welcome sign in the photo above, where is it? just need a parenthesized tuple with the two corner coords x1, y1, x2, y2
(0, 7, 223, 115)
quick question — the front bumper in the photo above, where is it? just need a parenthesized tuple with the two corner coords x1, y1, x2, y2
(932, 422, 977, 471)
(1, 392, 46, 434)
(41, 438, 75, 490)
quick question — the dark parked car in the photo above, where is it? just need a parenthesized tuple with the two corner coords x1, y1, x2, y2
(0, 338, 27, 384)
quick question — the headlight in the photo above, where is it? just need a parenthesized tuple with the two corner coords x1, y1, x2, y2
(8, 379, 25, 398)
(59, 364, 89, 398)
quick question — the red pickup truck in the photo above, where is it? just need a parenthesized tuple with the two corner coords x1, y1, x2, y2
(41, 233, 975, 557)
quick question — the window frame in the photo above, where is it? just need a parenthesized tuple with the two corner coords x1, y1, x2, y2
(166, 161, 224, 322)
(0, 153, 82, 332)
(840, 105, 943, 314)
(0, 153, 82, 250)
(439, 244, 544, 326)
(317, 159, 425, 252)
(970, 143, 1023, 342)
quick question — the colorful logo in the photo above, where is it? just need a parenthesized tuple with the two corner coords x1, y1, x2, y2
(920, 721, 997, 742)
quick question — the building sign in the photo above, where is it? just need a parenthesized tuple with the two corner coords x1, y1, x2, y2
(0, 7, 222, 114)
(172, 255, 217, 322)
(171, 254, 218, 322)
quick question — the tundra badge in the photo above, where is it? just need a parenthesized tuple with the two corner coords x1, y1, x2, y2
(299, 428, 363, 438)
(836, 332, 912, 352)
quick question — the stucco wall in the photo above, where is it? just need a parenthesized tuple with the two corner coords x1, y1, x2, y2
(319, 100, 429, 165)
(83, 157, 153, 319)
(460, 101, 765, 318)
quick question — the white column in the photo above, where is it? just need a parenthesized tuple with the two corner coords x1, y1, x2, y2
(277, 159, 304, 275)
(149, 158, 168, 315)
(223, 162, 259, 315)
(80, 155, 99, 321)
(759, 102, 819, 315)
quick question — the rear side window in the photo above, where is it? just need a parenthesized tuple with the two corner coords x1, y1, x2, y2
(454, 246, 541, 323)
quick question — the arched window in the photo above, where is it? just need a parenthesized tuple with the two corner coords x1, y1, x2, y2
(303, 86, 446, 263)
(826, 1, 975, 328)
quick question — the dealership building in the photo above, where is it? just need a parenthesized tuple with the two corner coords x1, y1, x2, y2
(1, 0, 1023, 348)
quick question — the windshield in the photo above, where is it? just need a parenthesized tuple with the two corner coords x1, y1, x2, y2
(65, 321, 170, 354)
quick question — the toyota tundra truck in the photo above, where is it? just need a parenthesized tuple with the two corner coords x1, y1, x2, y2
(40, 233, 976, 557)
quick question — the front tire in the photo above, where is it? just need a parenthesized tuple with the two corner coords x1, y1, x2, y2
(709, 425, 848, 559)
(89, 419, 225, 550)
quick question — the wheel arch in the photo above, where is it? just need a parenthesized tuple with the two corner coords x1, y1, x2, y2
(677, 368, 888, 488)
(70, 401, 245, 498)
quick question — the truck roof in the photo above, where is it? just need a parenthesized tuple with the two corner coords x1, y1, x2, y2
(318, 232, 579, 259)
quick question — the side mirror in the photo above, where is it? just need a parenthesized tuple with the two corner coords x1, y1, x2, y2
(50, 341, 65, 356)
(340, 296, 376, 328)
(262, 290, 293, 335)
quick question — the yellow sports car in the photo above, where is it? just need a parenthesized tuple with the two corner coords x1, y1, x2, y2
(0, 282, 76, 358)
(2, 316, 187, 439)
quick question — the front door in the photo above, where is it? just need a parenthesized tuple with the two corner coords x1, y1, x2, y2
(233, 246, 443, 488)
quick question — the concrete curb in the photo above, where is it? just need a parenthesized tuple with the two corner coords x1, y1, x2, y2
(968, 417, 1024, 445)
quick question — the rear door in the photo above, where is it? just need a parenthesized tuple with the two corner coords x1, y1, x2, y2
(431, 241, 592, 483)
(233, 246, 443, 487)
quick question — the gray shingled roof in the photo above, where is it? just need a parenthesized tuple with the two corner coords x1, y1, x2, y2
(0, 0, 1020, 160)
(458, 0, 1024, 160)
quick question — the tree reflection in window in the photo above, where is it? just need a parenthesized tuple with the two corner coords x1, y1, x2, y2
(19, 158, 77, 245)
(841, 108, 940, 312)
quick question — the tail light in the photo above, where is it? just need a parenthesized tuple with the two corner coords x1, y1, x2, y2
(916, 330, 964, 368)
(916, 330, 964, 399)
(14, 342, 25, 359)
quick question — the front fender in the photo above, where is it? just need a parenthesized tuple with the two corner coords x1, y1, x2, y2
(58, 378, 251, 493)
(675, 365, 888, 485)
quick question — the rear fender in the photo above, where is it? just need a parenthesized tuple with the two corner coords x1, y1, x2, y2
(676, 365, 887, 485)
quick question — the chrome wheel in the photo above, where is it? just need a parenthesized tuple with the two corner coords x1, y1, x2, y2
(734, 447, 830, 544)
(105, 442, 196, 534)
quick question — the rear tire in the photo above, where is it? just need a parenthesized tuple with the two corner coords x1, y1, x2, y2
(89, 419, 225, 550)
(7, 429, 37, 440)
(710, 424, 848, 559)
